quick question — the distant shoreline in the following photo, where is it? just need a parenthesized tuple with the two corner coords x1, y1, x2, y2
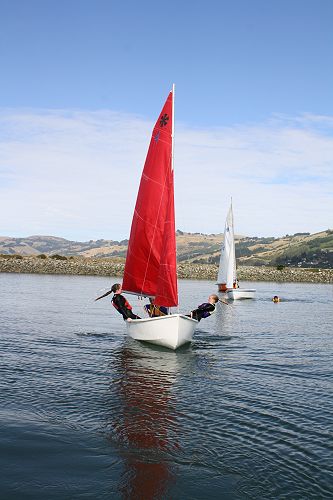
(0, 256, 332, 284)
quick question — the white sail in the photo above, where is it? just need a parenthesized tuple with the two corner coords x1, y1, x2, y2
(217, 203, 236, 287)
(226, 208, 236, 289)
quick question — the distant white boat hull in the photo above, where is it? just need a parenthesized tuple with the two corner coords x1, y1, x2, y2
(226, 288, 256, 300)
(126, 314, 198, 350)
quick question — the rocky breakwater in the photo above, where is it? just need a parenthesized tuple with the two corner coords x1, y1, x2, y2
(0, 256, 332, 283)
(0, 255, 125, 277)
(178, 263, 333, 283)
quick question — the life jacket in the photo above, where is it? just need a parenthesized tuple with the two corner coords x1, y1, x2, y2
(124, 298, 132, 310)
(112, 295, 132, 311)
(148, 304, 166, 317)
(199, 303, 216, 319)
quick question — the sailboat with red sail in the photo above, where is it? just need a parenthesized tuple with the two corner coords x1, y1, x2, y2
(122, 85, 197, 349)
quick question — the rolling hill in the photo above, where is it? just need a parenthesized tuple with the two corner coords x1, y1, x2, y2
(0, 229, 332, 268)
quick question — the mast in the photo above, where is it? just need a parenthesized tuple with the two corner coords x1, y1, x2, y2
(171, 84, 177, 313)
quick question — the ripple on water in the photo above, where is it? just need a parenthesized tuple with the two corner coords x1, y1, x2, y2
(0, 275, 332, 499)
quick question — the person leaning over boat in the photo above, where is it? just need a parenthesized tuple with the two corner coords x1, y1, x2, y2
(144, 298, 168, 317)
(95, 283, 141, 321)
(188, 294, 219, 322)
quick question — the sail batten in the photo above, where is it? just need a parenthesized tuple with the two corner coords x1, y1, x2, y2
(122, 90, 178, 307)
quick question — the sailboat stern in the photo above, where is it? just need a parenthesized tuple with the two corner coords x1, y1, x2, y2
(126, 314, 197, 350)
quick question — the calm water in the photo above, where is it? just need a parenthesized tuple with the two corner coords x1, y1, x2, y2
(0, 273, 332, 499)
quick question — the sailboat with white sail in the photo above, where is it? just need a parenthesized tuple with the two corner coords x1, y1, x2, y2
(122, 85, 198, 350)
(217, 202, 256, 300)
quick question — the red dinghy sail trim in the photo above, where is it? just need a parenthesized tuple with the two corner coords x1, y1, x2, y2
(122, 89, 178, 307)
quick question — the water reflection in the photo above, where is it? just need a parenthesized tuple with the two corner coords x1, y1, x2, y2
(106, 340, 183, 499)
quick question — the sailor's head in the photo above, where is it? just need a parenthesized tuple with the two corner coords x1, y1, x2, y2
(111, 283, 122, 293)
(209, 294, 219, 304)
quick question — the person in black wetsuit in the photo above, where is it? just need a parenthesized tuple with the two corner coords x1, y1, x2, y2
(95, 283, 141, 321)
(189, 294, 219, 322)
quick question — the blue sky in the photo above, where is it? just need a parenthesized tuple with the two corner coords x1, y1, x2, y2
(1, 0, 332, 240)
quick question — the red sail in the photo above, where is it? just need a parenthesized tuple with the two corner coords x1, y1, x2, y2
(122, 90, 178, 307)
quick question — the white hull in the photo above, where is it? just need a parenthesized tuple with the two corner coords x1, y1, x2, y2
(126, 314, 197, 350)
(226, 288, 256, 300)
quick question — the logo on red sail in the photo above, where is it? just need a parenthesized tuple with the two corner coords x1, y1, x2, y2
(159, 113, 169, 127)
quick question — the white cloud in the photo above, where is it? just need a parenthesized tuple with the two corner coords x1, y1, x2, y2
(0, 108, 332, 240)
